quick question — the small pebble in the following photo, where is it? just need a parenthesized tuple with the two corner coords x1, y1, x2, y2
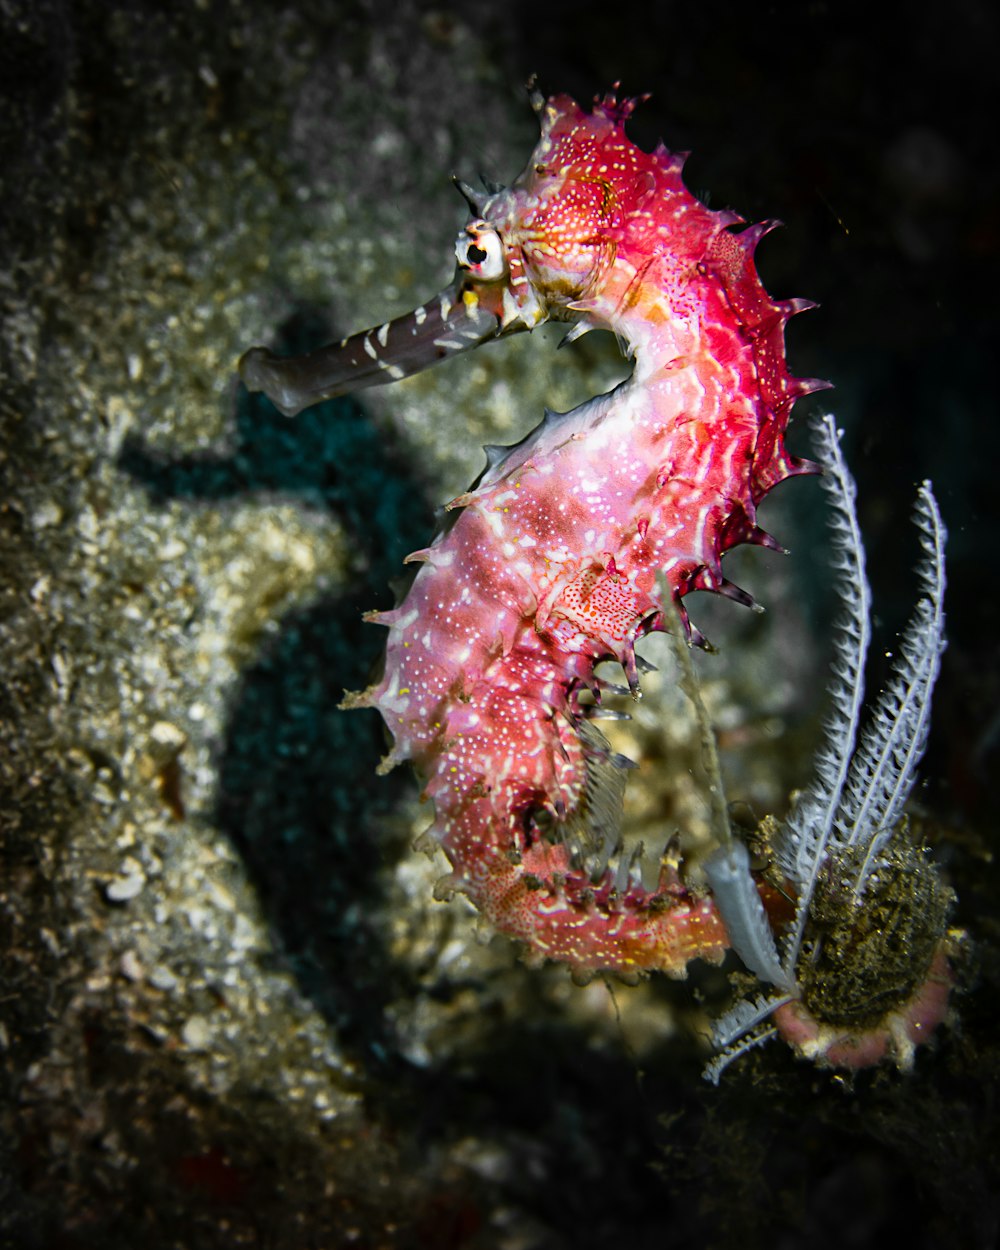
(181, 1015, 212, 1050)
(105, 868, 145, 902)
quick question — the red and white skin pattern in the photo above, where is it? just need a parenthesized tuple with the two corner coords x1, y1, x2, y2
(339, 88, 826, 982)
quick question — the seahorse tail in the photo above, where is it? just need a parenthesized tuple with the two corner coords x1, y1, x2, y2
(416, 696, 735, 980)
(433, 799, 732, 981)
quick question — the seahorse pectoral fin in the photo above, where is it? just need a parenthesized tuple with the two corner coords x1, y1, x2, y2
(238, 279, 501, 416)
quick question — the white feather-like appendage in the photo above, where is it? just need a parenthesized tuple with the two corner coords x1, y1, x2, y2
(833, 482, 947, 893)
(703, 417, 948, 1079)
(704, 995, 787, 1085)
(776, 414, 872, 962)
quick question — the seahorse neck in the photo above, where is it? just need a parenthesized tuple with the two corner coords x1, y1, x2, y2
(584, 266, 700, 393)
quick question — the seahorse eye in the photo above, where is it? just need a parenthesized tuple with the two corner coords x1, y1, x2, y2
(455, 221, 507, 281)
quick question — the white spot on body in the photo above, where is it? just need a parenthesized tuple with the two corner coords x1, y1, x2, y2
(693, 503, 711, 558)
(482, 508, 508, 540)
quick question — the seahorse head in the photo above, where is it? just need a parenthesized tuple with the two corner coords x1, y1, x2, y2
(455, 86, 669, 334)
(240, 85, 722, 416)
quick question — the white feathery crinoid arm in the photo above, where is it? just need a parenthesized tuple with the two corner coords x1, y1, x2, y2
(775, 414, 873, 964)
(833, 481, 947, 893)
(703, 989, 797, 1084)
(702, 427, 949, 1082)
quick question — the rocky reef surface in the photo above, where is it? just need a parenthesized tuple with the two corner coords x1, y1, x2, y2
(2, 3, 998, 1247)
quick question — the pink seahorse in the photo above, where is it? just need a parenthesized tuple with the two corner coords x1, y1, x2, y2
(240, 85, 826, 983)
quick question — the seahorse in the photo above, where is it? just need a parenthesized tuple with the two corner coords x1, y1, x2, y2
(239, 84, 827, 985)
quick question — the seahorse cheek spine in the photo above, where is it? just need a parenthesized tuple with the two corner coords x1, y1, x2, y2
(341, 89, 824, 980)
